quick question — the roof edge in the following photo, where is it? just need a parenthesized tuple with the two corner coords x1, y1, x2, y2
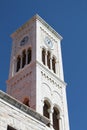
(11, 14, 63, 40)
(0, 90, 50, 125)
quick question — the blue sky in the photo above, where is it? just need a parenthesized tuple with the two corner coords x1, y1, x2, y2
(0, 0, 87, 130)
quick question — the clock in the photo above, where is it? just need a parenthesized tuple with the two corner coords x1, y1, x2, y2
(20, 36, 29, 46)
(44, 36, 53, 48)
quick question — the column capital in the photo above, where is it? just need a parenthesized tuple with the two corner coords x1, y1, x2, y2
(45, 50, 48, 55)
(48, 109, 53, 114)
(48, 105, 54, 113)
(57, 113, 64, 119)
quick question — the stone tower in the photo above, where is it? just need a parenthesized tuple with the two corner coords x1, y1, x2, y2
(7, 14, 70, 130)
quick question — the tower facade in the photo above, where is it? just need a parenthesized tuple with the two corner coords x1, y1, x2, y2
(7, 15, 70, 130)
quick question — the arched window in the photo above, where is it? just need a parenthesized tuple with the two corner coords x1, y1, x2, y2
(16, 56, 21, 72)
(43, 100, 50, 119)
(53, 107, 60, 130)
(23, 97, 30, 107)
(22, 50, 26, 68)
(7, 125, 16, 130)
(42, 49, 45, 65)
(27, 48, 31, 64)
(52, 57, 56, 73)
(47, 51, 51, 69)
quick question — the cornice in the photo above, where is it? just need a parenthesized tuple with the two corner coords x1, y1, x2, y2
(11, 14, 63, 41)
(35, 14, 63, 40)
(0, 90, 50, 125)
(36, 60, 67, 87)
(7, 61, 35, 85)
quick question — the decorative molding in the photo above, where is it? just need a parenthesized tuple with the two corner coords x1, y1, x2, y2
(0, 90, 50, 125)
(36, 14, 63, 40)
(40, 27, 57, 43)
(11, 14, 63, 41)
(41, 71, 61, 89)
(36, 60, 67, 86)
(7, 62, 34, 86)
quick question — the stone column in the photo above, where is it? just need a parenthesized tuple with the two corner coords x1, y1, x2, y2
(14, 58, 17, 73)
(48, 106, 54, 129)
(41, 99, 44, 115)
(56, 61, 59, 76)
(57, 114, 64, 130)
(12, 56, 16, 76)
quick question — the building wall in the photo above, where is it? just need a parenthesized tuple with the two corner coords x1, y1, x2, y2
(0, 91, 49, 130)
(7, 63, 36, 109)
(36, 17, 64, 80)
(6, 15, 70, 130)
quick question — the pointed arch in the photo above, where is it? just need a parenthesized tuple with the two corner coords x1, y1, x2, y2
(22, 50, 26, 68)
(27, 48, 32, 64)
(52, 56, 56, 73)
(42, 48, 46, 65)
(47, 51, 51, 69)
(7, 125, 16, 130)
(16, 56, 21, 72)
(43, 100, 50, 119)
(53, 107, 60, 130)
(23, 97, 30, 107)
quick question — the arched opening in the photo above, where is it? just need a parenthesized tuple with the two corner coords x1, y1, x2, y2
(23, 97, 30, 107)
(53, 107, 60, 130)
(7, 125, 16, 130)
(42, 49, 45, 65)
(47, 51, 50, 69)
(43, 100, 50, 119)
(27, 48, 31, 64)
(22, 50, 26, 68)
(16, 56, 21, 72)
(52, 57, 56, 73)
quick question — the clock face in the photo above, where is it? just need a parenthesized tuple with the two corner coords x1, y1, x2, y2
(20, 36, 29, 46)
(44, 37, 53, 48)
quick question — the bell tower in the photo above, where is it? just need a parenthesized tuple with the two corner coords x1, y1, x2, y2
(7, 15, 70, 130)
